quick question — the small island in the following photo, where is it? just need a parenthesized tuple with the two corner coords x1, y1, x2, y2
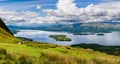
(97, 33, 104, 36)
(49, 35, 72, 41)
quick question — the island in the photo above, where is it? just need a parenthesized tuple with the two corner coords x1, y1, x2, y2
(49, 35, 72, 41)
(96, 33, 104, 36)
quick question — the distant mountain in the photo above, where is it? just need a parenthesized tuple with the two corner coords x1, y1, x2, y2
(8, 22, 120, 34)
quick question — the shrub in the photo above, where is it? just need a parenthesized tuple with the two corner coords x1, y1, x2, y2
(0, 48, 7, 55)
(65, 46, 72, 49)
(17, 54, 35, 64)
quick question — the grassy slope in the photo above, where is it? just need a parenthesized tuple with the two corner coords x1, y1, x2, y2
(0, 42, 120, 64)
(0, 28, 20, 43)
(0, 27, 120, 64)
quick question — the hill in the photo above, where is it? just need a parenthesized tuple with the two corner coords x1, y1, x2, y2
(0, 18, 19, 43)
(0, 19, 13, 35)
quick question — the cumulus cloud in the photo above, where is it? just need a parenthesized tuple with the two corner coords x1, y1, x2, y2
(0, 0, 120, 26)
(43, 0, 120, 22)
(0, 9, 46, 26)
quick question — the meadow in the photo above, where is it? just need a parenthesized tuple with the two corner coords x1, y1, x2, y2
(0, 42, 120, 64)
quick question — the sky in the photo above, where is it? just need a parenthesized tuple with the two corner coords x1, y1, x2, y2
(0, 0, 120, 26)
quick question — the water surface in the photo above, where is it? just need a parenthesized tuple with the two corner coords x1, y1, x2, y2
(14, 30, 120, 46)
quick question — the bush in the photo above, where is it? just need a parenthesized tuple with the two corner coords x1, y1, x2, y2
(0, 48, 7, 55)
(17, 54, 36, 64)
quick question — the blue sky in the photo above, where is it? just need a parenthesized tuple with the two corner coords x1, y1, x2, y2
(0, 0, 119, 11)
(0, 0, 108, 16)
(0, 0, 120, 26)
(0, 0, 108, 11)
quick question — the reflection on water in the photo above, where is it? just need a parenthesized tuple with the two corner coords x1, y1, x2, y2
(14, 30, 120, 46)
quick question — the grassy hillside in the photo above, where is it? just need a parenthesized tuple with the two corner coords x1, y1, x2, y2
(0, 27, 20, 43)
(0, 18, 19, 43)
(0, 42, 120, 64)
(0, 19, 13, 35)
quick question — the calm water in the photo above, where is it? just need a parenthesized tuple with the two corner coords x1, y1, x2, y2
(14, 30, 120, 46)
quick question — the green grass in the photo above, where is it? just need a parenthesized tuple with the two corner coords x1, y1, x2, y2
(0, 43, 40, 57)
(0, 42, 120, 64)
(0, 28, 20, 43)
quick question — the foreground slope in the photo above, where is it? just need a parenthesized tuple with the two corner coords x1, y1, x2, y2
(0, 42, 120, 64)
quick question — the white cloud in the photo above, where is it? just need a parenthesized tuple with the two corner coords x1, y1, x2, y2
(43, 0, 120, 22)
(0, 9, 45, 26)
(36, 6, 42, 10)
(57, 0, 77, 15)
(0, 0, 120, 26)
